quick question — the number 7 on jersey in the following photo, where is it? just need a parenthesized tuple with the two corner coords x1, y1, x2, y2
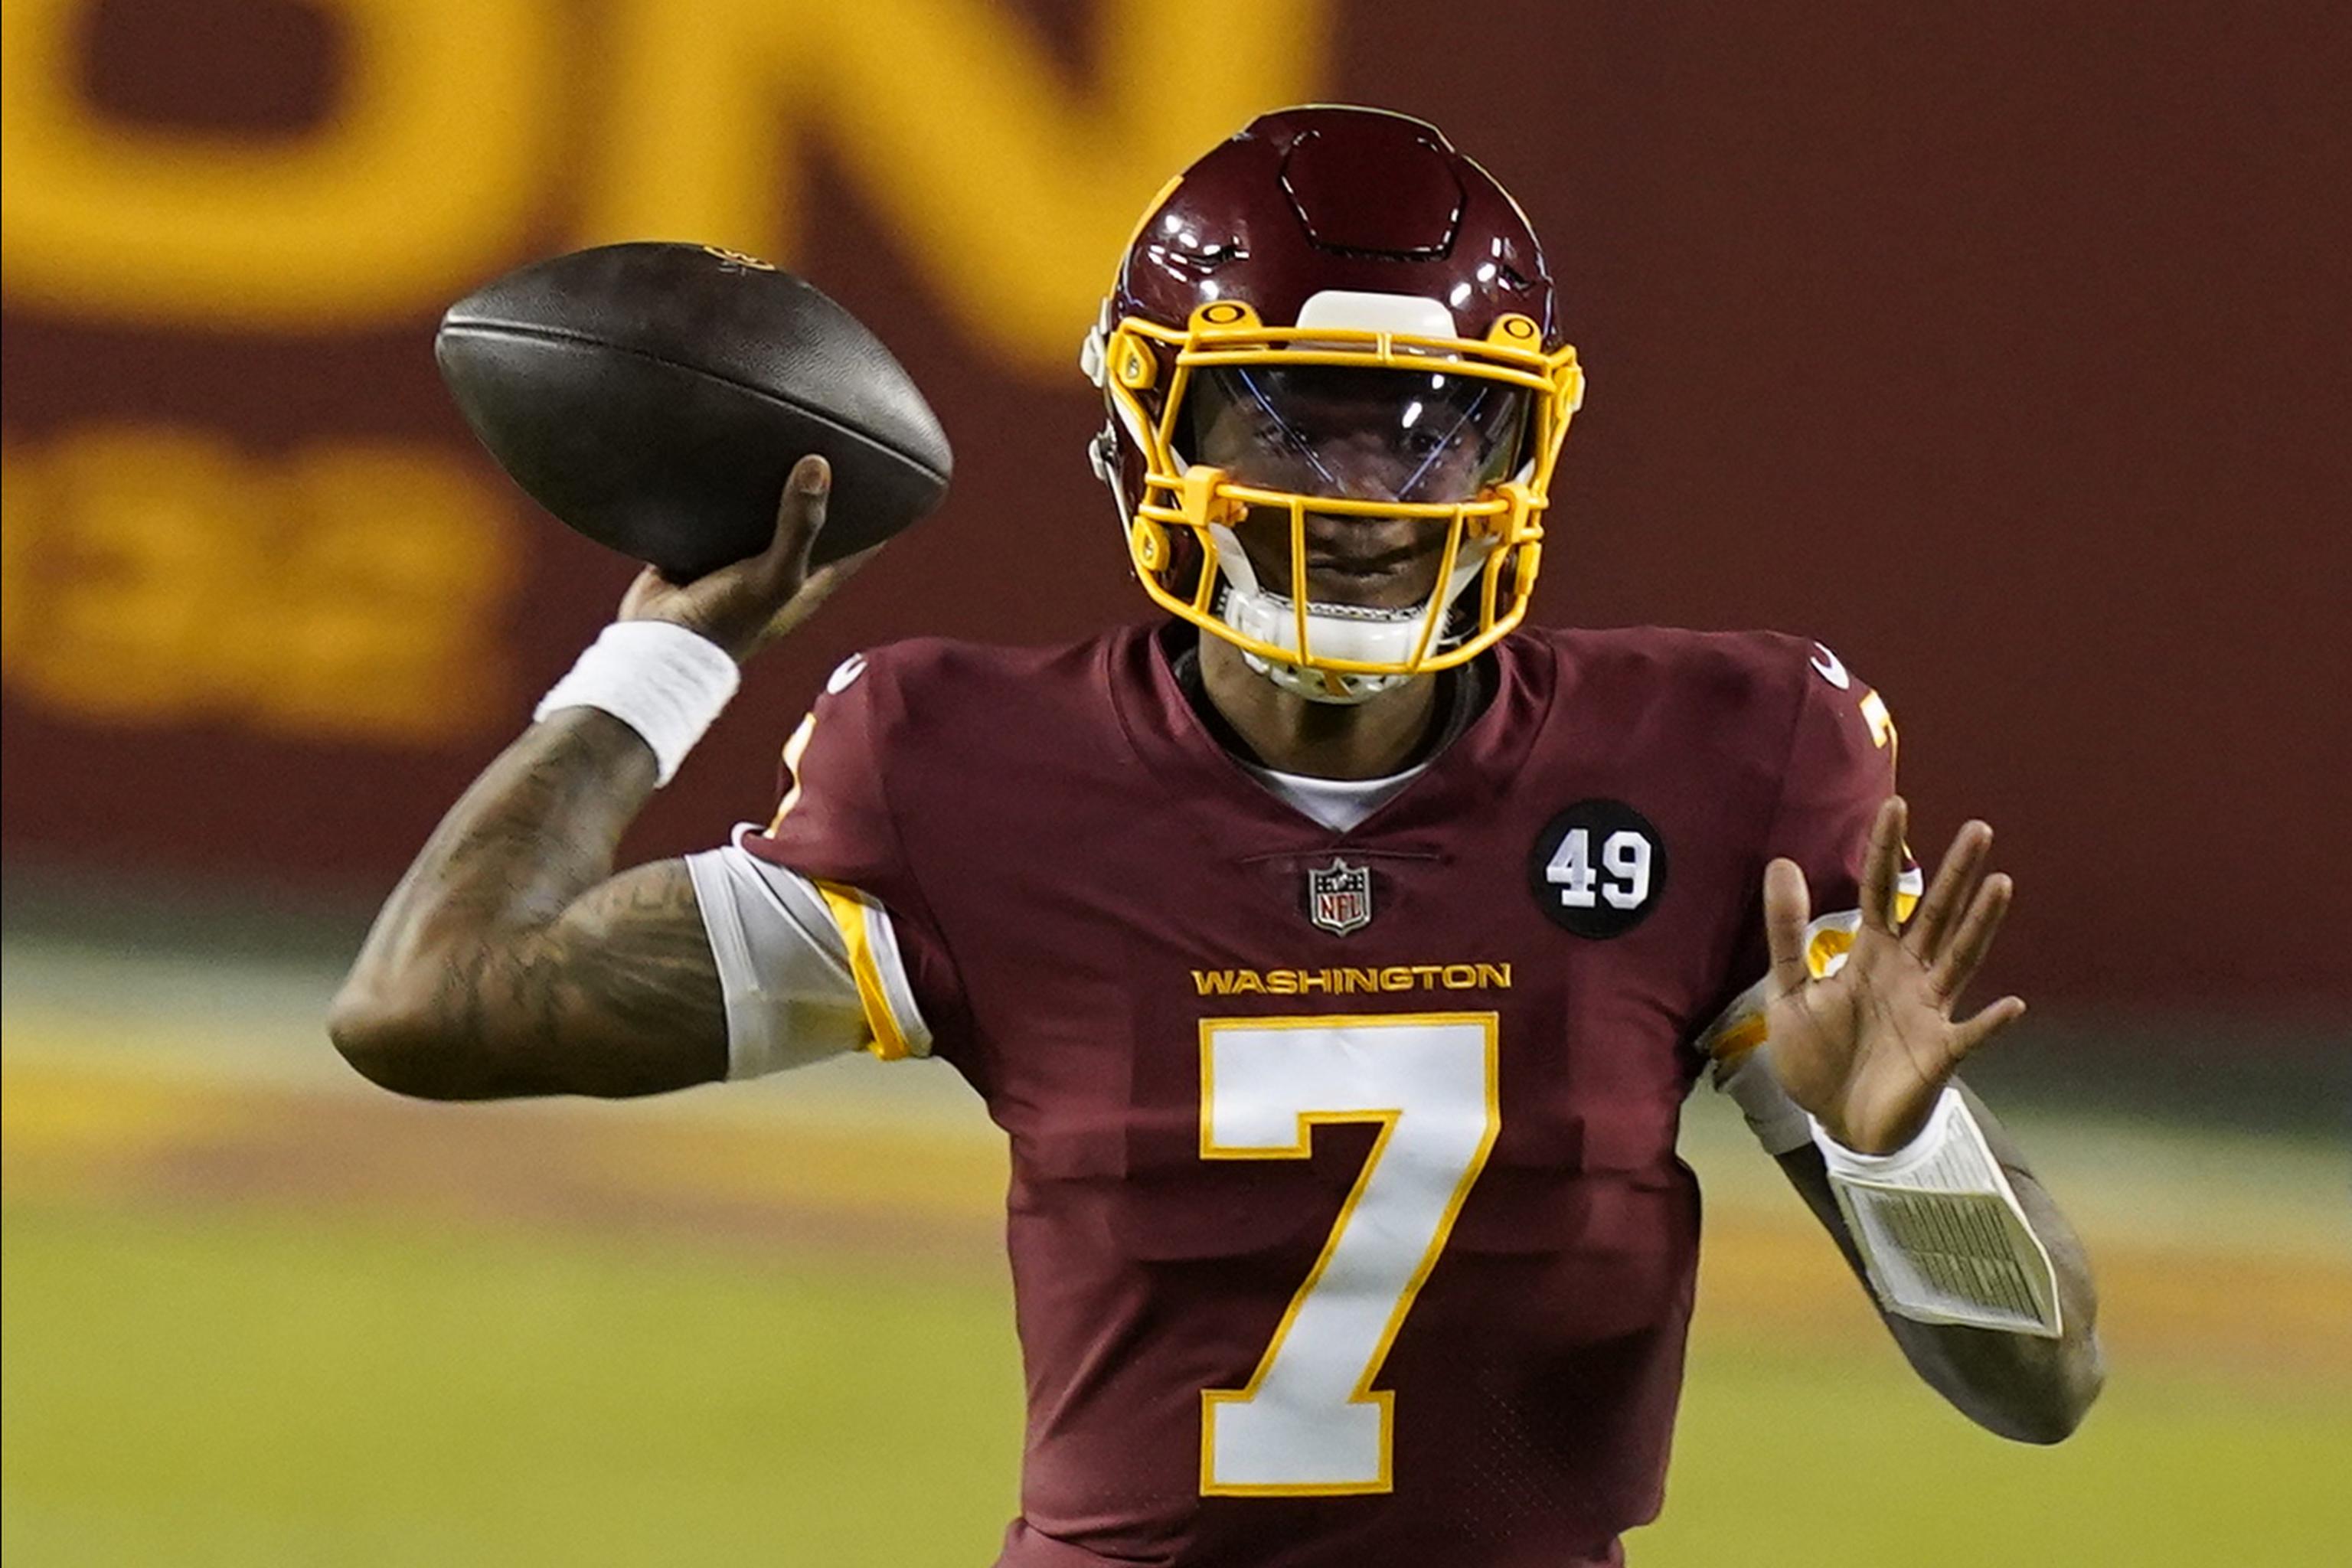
(1197, 1013, 1501, 1495)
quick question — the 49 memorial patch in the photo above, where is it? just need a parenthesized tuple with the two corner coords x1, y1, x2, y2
(1527, 800, 1668, 939)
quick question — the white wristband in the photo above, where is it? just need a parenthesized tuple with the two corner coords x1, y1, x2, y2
(1811, 1088, 1982, 1183)
(534, 621, 740, 786)
(1811, 1089, 2064, 1338)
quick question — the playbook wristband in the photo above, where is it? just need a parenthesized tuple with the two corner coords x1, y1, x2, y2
(1810, 1089, 2065, 1338)
(533, 621, 741, 786)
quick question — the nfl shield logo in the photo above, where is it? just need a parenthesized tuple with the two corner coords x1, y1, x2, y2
(1306, 858, 1374, 936)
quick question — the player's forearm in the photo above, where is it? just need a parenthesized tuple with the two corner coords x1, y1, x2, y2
(1779, 1106, 2105, 1443)
(1880, 1165, 2104, 1443)
(329, 709, 671, 1096)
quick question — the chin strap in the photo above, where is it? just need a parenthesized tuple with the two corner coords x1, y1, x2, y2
(1207, 523, 1496, 704)
(1239, 643, 1408, 704)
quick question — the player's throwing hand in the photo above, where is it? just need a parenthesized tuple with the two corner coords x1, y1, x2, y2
(617, 456, 877, 662)
(1760, 796, 2029, 1155)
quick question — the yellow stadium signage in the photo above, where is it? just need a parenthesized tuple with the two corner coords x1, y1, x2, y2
(1, 426, 518, 743)
(0, 0, 1328, 374)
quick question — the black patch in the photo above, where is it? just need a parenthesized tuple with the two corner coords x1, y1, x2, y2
(1527, 800, 1668, 939)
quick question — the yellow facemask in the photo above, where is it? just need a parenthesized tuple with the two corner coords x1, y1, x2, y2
(1095, 299, 1585, 699)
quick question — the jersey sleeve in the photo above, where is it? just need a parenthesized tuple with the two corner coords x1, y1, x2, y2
(685, 842, 886, 1079)
(1695, 643, 1922, 1150)
(730, 651, 962, 1066)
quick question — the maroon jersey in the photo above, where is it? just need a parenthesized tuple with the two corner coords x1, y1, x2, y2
(745, 622, 1895, 1567)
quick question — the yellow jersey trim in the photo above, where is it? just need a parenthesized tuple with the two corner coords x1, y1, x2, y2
(1699, 867, 1926, 1063)
(814, 880, 913, 1062)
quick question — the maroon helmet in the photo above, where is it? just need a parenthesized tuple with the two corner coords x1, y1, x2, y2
(1081, 105, 1586, 701)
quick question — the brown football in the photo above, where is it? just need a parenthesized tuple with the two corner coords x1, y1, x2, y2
(436, 243, 952, 580)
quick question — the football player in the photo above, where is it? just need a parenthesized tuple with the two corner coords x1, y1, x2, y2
(333, 106, 2102, 1567)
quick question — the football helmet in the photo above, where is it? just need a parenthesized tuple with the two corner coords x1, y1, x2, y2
(1082, 105, 1585, 702)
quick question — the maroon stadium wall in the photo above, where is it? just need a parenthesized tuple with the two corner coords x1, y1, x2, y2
(5, 0, 2347, 1014)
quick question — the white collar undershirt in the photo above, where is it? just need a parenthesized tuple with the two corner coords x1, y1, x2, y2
(1237, 760, 1431, 834)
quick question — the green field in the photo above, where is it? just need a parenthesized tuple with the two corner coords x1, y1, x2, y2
(7, 1198, 2346, 1567)
(4, 1012, 2347, 1566)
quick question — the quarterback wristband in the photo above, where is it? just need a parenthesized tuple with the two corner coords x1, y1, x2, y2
(533, 621, 740, 786)
(1811, 1089, 2064, 1338)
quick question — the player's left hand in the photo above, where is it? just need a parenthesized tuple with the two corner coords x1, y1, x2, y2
(1760, 797, 2027, 1155)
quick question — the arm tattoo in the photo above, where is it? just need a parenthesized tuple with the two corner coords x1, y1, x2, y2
(338, 710, 728, 1099)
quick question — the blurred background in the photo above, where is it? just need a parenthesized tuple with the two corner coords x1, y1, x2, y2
(4, 1, 2346, 1563)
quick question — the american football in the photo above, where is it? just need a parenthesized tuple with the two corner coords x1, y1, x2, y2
(436, 241, 952, 580)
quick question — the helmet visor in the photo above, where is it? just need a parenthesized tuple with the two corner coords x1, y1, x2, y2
(1185, 364, 1530, 505)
